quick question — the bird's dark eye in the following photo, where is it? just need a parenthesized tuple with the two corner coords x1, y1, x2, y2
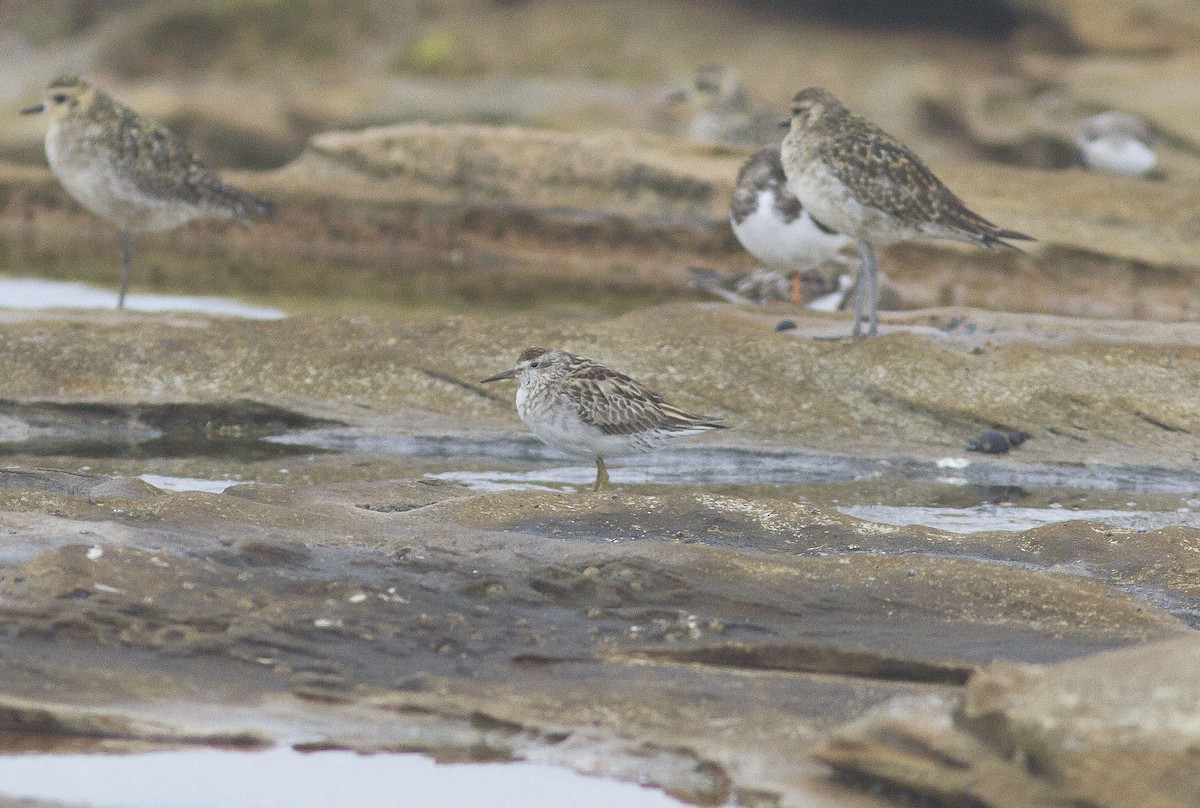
(529, 360, 541, 368)
(51, 93, 68, 105)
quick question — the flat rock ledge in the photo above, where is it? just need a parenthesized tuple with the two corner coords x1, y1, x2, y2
(816, 636, 1200, 808)
(4, 121, 1200, 318)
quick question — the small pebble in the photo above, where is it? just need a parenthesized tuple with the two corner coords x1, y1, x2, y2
(965, 429, 1027, 454)
(775, 319, 797, 332)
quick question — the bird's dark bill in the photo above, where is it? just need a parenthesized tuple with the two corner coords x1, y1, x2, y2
(20, 103, 45, 115)
(480, 368, 517, 383)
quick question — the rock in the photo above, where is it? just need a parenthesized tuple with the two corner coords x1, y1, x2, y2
(816, 636, 1200, 807)
(1008, 0, 1200, 54)
(966, 430, 1027, 454)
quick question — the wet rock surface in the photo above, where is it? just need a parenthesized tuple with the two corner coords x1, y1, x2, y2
(0, 306, 1195, 807)
(816, 636, 1200, 808)
(2, 2, 1200, 805)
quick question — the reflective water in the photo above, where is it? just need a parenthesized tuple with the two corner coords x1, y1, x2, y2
(840, 504, 1200, 534)
(138, 473, 244, 493)
(271, 429, 1200, 496)
(0, 277, 286, 319)
(0, 746, 686, 808)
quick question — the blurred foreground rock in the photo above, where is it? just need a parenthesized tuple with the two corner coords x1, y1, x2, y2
(817, 636, 1200, 807)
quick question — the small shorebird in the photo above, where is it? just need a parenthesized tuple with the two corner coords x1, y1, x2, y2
(781, 87, 1032, 336)
(1075, 111, 1160, 177)
(669, 65, 781, 148)
(481, 347, 727, 491)
(730, 146, 855, 303)
(21, 76, 274, 309)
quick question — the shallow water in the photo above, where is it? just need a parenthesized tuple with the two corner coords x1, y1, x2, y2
(0, 276, 286, 319)
(0, 745, 686, 808)
(272, 429, 1200, 495)
(840, 503, 1200, 534)
(138, 473, 244, 493)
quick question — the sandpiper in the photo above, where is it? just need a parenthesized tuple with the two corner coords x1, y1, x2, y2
(481, 347, 727, 491)
(1075, 111, 1160, 177)
(669, 65, 781, 148)
(780, 87, 1032, 336)
(21, 76, 274, 309)
(730, 146, 855, 302)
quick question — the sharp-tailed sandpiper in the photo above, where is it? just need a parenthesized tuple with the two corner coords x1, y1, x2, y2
(481, 347, 727, 491)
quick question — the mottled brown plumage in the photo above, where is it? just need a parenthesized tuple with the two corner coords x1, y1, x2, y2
(780, 87, 1032, 336)
(22, 76, 275, 308)
(669, 65, 782, 148)
(481, 347, 726, 491)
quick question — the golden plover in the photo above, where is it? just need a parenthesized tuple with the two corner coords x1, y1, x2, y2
(21, 76, 275, 309)
(481, 347, 727, 491)
(781, 87, 1032, 336)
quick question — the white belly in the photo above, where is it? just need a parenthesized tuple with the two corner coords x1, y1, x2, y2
(45, 123, 205, 233)
(1081, 137, 1157, 176)
(516, 386, 664, 459)
(731, 190, 853, 267)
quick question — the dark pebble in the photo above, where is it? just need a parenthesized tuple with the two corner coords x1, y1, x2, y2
(775, 319, 797, 332)
(966, 429, 1022, 454)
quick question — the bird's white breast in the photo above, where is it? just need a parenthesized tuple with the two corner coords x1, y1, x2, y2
(731, 190, 852, 267)
(1081, 136, 1157, 176)
(515, 384, 664, 459)
(45, 120, 205, 233)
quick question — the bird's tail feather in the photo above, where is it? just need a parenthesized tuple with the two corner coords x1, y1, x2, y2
(980, 227, 1034, 251)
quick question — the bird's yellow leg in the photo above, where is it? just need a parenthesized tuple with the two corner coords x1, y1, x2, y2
(592, 457, 609, 492)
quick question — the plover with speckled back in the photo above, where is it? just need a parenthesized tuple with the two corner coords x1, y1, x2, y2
(669, 65, 781, 148)
(781, 87, 1032, 336)
(22, 76, 274, 309)
(730, 146, 855, 303)
(1075, 111, 1160, 177)
(481, 348, 727, 491)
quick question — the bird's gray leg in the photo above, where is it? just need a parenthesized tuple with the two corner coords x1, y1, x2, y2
(592, 457, 609, 492)
(854, 240, 879, 337)
(852, 240, 869, 336)
(117, 231, 133, 310)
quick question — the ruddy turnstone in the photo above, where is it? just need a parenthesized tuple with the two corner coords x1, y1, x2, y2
(481, 347, 727, 491)
(21, 76, 274, 309)
(781, 87, 1032, 336)
(730, 146, 855, 303)
(1075, 111, 1160, 177)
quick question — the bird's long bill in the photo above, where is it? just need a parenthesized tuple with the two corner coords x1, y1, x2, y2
(778, 118, 790, 129)
(480, 367, 517, 383)
(20, 103, 44, 115)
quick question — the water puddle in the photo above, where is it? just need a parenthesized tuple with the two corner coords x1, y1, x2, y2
(0, 745, 685, 808)
(269, 430, 1198, 494)
(0, 277, 286, 319)
(3, 409, 1198, 536)
(138, 473, 245, 493)
(841, 504, 1200, 534)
